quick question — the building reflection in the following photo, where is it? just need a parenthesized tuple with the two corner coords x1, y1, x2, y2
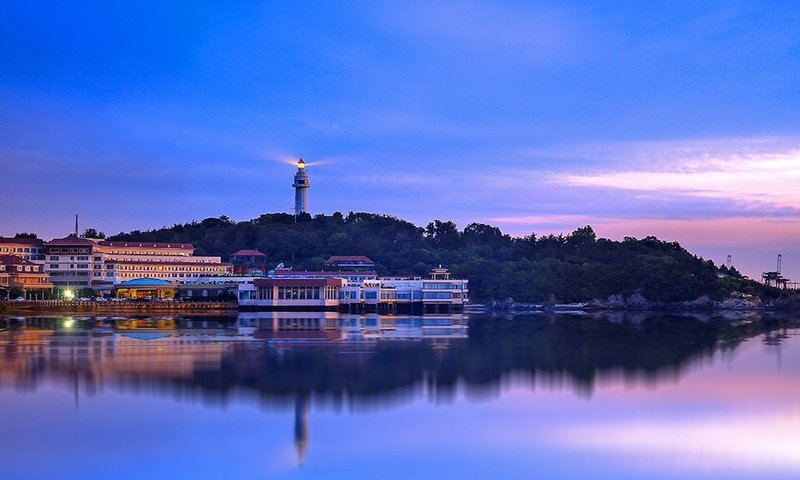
(0, 311, 793, 465)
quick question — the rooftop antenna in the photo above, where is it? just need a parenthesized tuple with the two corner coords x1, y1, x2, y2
(777, 254, 782, 275)
(726, 255, 732, 269)
(74, 214, 79, 237)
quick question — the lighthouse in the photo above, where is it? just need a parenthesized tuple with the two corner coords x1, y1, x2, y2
(293, 159, 309, 216)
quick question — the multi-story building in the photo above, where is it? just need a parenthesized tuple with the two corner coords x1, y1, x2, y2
(0, 237, 46, 262)
(43, 236, 233, 292)
(0, 254, 53, 296)
(43, 236, 98, 290)
(96, 241, 232, 285)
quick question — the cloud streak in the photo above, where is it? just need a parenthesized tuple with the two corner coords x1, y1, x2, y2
(559, 137, 800, 210)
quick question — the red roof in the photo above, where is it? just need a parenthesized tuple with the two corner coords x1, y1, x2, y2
(254, 278, 344, 288)
(325, 255, 375, 264)
(99, 241, 194, 249)
(273, 269, 377, 278)
(230, 249, 266, 256)
(0, 237, 44, 245)
(46, 236, 96, 246)
(105, 260, 231, 267)
(0, 254, 38, 266)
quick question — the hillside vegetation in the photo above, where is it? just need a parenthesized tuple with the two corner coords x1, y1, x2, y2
(108, 212, 777, 303)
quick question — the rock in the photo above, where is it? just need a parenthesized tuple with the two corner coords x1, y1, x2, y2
(626, 292, 649, 309)
(606, 294, 626, 309)
(719, 295, 762, 309)
(719, 298, 753, 309)
(589, 298, 606, 309)
(681, 295, 716, 310)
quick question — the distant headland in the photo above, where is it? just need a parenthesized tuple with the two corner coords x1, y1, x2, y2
(103, 211, 798, 309)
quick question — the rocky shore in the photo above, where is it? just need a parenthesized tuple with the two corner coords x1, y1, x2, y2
(481, 291, 800, 312)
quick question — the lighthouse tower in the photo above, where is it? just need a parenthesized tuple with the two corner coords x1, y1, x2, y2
(293, 159, 309, 216)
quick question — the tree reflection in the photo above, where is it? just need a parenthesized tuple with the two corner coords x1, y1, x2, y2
(0, 312, 793, 408)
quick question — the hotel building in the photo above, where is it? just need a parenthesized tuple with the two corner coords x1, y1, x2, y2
(43, 236, 233, 292)
(0, 237, 46, 262)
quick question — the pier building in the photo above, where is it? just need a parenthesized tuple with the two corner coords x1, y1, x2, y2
(238, 266, 468, 313)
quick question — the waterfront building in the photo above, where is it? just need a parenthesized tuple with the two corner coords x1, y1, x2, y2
(95, 241, 232, 286)
(0, 236, 46, 262)
(43, 236, 99, 290)
(43, 236, 232, 293)
(238, 266, 468, 313)
(0, 254, 53, 295)
(325, 255, 376, 271)
(273, 267, 378, 284)
(239, 277, 344, 310)
(293, 159, 309, 215)
(114, 278, 177, 299)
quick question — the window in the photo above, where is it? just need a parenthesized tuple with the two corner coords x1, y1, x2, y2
(51, 256, 59, 261)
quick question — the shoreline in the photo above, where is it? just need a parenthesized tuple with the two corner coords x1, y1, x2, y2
(0, 300, 237, 315)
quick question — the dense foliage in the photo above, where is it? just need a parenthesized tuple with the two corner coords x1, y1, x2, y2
(109, 212, 771, 303)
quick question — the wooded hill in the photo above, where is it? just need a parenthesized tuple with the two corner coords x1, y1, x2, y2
(107, 212, 775, 303)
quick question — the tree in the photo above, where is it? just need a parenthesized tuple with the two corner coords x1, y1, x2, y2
(14, 232, 37, 239)
(84, 228, 106, 239)
(424, 220, 461, 249)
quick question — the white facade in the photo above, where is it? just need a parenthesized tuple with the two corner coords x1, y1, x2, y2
(0, 238, 46, 262)
(44, 237, 232, 290)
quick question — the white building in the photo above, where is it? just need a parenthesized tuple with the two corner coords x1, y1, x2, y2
(43, 236, 233, 292)
(238, 267, 468, 314)
(0, 237, 46, 262)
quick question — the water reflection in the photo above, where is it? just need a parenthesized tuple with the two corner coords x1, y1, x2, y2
(0, 311, 793, 405)
(1, 311, 798, 477)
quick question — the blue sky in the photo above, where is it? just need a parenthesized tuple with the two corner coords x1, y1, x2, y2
(1, 1, 799, 279)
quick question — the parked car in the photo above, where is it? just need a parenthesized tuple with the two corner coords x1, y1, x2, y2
(13, 297, 26, 302)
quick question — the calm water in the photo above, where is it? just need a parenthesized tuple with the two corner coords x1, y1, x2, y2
(1, 311, 799, 479)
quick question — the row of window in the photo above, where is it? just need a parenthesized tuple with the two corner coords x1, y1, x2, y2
(1, 247, 44, 253)
(255, 286, 338, 300)
(47, 248, 90, 254)
(114, 265, 221, 272)
(48, 256, 89, 261)
(0, 265, 41, 272)
(422, 283, 466, 290)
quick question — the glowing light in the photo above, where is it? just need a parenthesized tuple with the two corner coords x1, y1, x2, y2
(297, 159, 306, 169)
(63, 289, 75, 300)
(63, 319, 75, 329)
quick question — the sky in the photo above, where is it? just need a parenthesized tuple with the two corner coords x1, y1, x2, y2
(1, 1, 799, 280)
